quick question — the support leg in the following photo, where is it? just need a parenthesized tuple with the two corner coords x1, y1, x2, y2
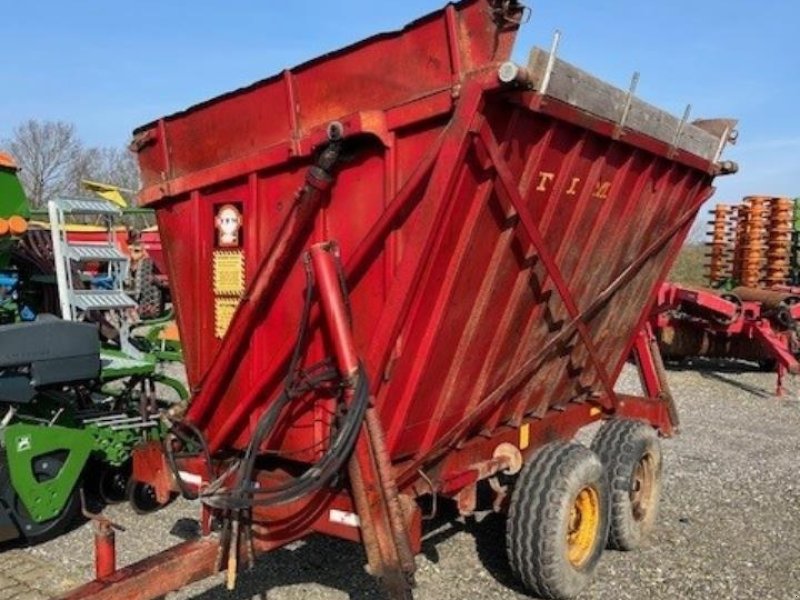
(309, 242, 416, 598)
(632, 324, 679, 435)
(776, 363, 786, 397)
(94, 522, 116, 580)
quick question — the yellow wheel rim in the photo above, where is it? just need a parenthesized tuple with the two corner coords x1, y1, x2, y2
(566, 485, 600, 568)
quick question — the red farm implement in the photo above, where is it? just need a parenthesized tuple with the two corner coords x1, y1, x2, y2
(652, 196, 800, 395)
(652, 283, 800, 394)
(60, 1, 736, 599)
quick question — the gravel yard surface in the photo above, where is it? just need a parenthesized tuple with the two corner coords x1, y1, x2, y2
(5, 361, 800, 599)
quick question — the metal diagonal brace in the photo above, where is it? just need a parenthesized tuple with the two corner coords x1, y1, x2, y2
(395, 189, 711, 488)
(475, 124, 619, 409)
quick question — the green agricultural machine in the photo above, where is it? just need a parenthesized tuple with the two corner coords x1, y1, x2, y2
(0, 154, 29, 269)
(0, 151, 185, 544)
(0, 152, 31, 321)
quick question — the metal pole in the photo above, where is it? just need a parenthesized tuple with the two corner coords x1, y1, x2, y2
(94, 522, 116, 580)
(308, 243, 359, 378)
(539, 30, 562, 96)
(47, 200, 73, 320)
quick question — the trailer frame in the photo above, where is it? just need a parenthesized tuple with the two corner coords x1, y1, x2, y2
(59, 1, 736, 597)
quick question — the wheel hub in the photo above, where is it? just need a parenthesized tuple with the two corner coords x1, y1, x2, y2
(630, 452, 656, 522)
(566, 485, 600, 567)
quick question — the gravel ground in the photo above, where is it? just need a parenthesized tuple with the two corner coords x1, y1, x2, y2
(8, 361, 800, 599)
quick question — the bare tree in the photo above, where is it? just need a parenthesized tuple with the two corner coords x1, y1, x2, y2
(3, 120, 142, 207)
(73, 146, 141, 200)
(5, 120, 84, 207)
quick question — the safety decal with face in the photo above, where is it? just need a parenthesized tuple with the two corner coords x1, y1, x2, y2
(215, 203, 243, 248)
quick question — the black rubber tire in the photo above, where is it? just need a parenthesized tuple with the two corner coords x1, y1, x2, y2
(98, 463, 131, 505)
(127, 479, 173, 515)
(506, 442, 609, 600)
(0, 451, 81, 545)
(590, 419, 662, 551)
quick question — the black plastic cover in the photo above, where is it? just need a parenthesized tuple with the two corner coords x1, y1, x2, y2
(0, 315, 100, 403)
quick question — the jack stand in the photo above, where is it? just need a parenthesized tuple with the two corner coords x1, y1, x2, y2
(80, 490, 126, 580)
(776, 364, 786, 397)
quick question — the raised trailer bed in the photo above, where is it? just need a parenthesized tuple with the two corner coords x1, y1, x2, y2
(61, 1, 736, 598)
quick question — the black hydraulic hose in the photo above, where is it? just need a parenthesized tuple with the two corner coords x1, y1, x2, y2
(163, 247, 321, 500)
(233, 362, 337, 489)
(248, 366, 368, 500)
(164, 241, 369, 510)
(161, 168, 369, 510)
(201, 363, 369, 509)
(165, 365, 333, 504)
(286, 258, 316, 391)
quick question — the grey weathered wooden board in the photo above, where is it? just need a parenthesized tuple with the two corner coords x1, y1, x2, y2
(527, 48, 722, 162)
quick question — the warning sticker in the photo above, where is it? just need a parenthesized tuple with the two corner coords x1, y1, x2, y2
(329, 509, 360, 528)
(213, 250, 245, 296)
(215, 203, 243, 248)
(214, 297, 241, 339)
(213, 249, 245, 338)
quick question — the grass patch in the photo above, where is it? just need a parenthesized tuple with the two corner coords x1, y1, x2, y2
(669, 243, 707, 287)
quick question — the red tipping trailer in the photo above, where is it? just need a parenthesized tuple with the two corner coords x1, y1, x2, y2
(63, 1, 736, 599)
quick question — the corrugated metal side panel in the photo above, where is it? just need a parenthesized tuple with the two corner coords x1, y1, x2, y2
(379, 96, 710, 458)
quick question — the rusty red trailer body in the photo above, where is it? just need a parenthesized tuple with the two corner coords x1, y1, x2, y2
(62, 1, 736, 599)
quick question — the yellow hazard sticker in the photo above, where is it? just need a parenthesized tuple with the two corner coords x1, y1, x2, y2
(213, 249, 245, 338)
(213, 250, 245, 296)
(214, 297, 241, 339)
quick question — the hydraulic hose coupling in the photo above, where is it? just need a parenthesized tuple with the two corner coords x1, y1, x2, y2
(305, 121, 345, 192)
(306, 165, 334, 192)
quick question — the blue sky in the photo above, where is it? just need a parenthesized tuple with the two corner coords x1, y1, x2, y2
(2, 0, 798, 208)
